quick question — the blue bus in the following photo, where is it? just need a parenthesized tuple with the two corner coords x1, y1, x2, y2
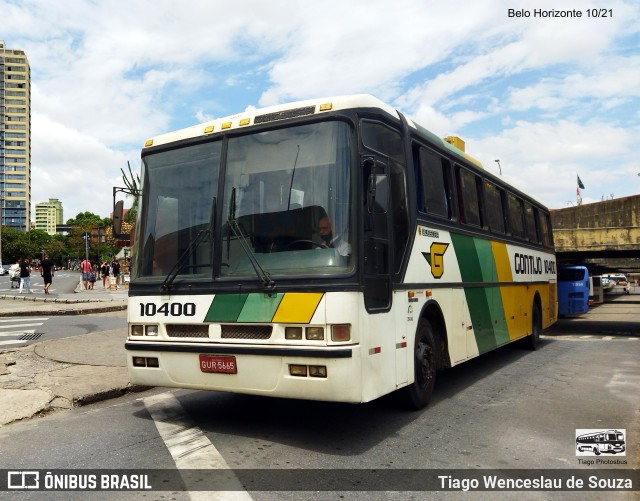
(558, 266, 589, 316)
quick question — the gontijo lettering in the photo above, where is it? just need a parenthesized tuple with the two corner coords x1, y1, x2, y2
(514, 253, 556, 275)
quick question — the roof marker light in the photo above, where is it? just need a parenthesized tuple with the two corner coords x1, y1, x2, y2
(319, 103, 333, 111)
(204, 125, 214, 134)
(239, 118, 250, 126)
(221, 122, 232, 130)
(144, 139, 153, 147)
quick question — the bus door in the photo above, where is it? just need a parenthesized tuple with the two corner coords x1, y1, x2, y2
(362, 156, 391, 312)
(361, 119, 411, 385)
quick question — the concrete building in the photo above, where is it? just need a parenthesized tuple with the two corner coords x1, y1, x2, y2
(0, 40, 31, 231)
(35, 198, 63, 235)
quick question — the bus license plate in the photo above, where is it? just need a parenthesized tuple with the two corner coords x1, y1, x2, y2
(199, 354, 237, 374)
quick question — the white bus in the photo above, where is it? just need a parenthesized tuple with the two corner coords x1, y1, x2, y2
(123, 94, 557, 409)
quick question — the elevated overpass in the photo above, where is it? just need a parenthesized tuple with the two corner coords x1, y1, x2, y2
(551, 194, 640, 276)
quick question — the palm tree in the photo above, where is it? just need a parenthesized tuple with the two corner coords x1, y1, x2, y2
(121, 161, 141, 223)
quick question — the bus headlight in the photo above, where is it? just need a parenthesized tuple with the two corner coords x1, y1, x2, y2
(305, 327, 324, 340)
(285, 327, 303, 340)
(309, 365, 327, 378)
(146, 325, 159, 336)
(131, 325, 144, 336)
(331, 324, 351, 342)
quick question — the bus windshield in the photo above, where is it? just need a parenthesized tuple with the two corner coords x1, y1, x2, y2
(222, 121, 354, 278)
(134, 120, 354, 281)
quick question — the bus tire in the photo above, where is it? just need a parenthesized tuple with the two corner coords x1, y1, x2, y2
(522, 302, 541, 350)
(402, 320, 437, 410)
(594, 447, 600, 456)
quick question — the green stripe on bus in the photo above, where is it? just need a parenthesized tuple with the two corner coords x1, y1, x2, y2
(450, 234, 510, 353)
(237, 293, 284, 322)
(205, 294, 249, 322)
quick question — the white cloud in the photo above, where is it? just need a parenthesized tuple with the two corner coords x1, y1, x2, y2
(470, 119, 640, 208)
(0, 0, 638, 221)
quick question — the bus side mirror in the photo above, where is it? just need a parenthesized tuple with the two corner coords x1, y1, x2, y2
(113, 200, 124, 235)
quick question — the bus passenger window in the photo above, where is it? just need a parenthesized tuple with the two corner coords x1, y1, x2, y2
(456, 167, 481, 227)
(538, 211, 553, 248)
(417, 148, 451, 218)
(484, 181, 505, 234)
(524, 202, 539, 243)
(507, 193, 525, 238)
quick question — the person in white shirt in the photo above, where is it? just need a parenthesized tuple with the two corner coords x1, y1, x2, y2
(315, 215, 351, 257)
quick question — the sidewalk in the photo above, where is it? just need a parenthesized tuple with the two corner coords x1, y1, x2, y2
(0, 289, 139, 427)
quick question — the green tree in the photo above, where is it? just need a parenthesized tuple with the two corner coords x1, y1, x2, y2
(0, 227, 44, 263)
(66, 212, 105, 227)
(45, 239, 66, 265)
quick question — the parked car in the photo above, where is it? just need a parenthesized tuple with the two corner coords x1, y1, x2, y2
(0, 264, 13, 276)
(602, 274, 630, 295)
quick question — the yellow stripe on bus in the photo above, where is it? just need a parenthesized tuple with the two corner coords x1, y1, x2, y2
(490, 241, 512, 282)
(491, 241, 525, 341)
(272, 293, 324, 324)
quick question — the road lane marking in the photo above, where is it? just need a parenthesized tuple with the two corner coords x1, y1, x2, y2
(0, 329, 35, 337)
(0, 318, 48, 322)
(0, 323, 45, 330)
(0, 339, 27, 346)
(143, 392, 253, 501)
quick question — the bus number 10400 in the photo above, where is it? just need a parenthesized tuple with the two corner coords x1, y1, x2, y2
(139, 302, 196, 317)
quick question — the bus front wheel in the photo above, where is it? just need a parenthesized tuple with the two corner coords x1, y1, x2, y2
(402, 320, 437, 410)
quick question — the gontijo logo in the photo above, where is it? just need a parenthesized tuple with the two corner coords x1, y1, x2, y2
(423, 242, 450, 279)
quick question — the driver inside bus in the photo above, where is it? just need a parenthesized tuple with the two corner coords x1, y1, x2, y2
(314, 215, 351, 257)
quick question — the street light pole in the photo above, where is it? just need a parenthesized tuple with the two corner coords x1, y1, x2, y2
(494, 159, 502, 175)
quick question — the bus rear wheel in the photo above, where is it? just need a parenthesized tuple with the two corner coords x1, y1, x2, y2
(522, 302, 541, 350)
(402, 320, 437, 410)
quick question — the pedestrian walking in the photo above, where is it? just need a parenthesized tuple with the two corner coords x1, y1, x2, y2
(101, 261, 110, 289)
(40, 253, 55, 294)
(80, 257, 92, 290)
(111, 258, 121, 289)
(18, 258, 33, 294)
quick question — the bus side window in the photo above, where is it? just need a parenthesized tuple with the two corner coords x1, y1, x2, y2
(455, 166, 482, 227)
(507, 193, 526, 239)
(538, 211, 553, 248)
(524, 202, 540, 243)
(416, 147, 451, 219)
(484, 181, 506, 234)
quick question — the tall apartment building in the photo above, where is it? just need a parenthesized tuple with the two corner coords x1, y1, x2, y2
(0, 40, 31, 231)
(35, 198, 63, 235)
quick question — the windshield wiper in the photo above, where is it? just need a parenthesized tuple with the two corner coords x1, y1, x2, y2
(161, 228, 210, 291)
(228, 218, 275, 290)
(161, 197, 216, 291)
(227, 187, 275, 290)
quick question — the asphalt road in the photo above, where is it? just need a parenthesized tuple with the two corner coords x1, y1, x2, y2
(0, 330, 637, 500)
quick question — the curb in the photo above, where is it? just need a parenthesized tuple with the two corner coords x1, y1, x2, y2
(73, 384, 153, 406)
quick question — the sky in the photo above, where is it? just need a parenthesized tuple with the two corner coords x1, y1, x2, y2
(2, 0, 639, 220)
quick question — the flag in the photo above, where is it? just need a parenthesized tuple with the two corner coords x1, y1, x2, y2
(577, 175, 585, 189)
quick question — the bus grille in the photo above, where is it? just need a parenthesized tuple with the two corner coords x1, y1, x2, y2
(166, 324, 210, 338)
(221, 325, 272, 340)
